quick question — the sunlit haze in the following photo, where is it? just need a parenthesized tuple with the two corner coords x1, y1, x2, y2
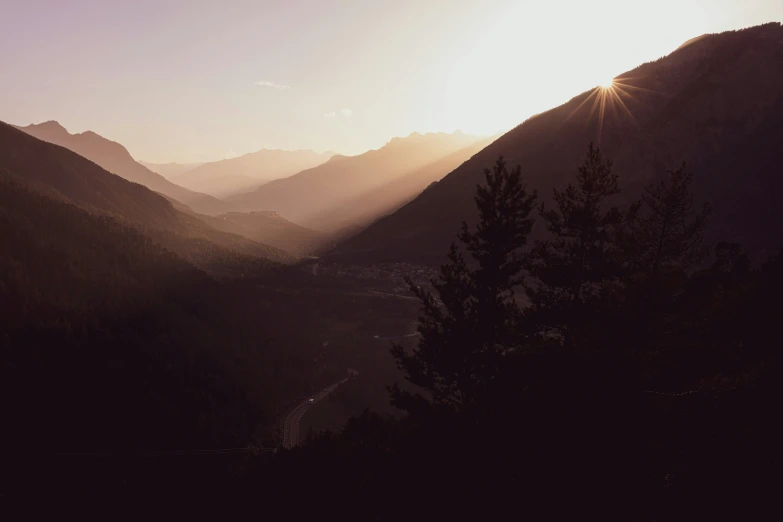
(2, 0, 783, 506)
(1, 0, 781, 162)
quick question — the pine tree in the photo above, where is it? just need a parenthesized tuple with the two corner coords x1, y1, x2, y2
(621, 164, 711, 284)
(525, 143, 626, 349)
(615, 165, 711, 350)
(391, 157, 537, 415)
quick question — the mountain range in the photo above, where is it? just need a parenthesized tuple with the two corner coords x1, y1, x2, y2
(16, 121, 231, 215)
(3, 20, 783, 504)
(226, 131, 487, 232)
(164, 149, 334, 198)
(14, 121, 335, 254)
(333, 23, 783, 264)
(140, 160, 204, 179)
(1, 122, 292, 271)
(12, 124, 495, 254)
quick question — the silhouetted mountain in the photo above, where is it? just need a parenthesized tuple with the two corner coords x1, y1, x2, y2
(140, 160, 204, 178)
(309, 137, 495, 233)
(174, 149, 333, 198)
(226, 131, 483, 231)
(335, 23, 783, 264)
(1, 122, 293, 270)
(16, 121, 230, 215)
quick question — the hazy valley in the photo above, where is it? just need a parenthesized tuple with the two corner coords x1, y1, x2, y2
(1, 8, 782, 516)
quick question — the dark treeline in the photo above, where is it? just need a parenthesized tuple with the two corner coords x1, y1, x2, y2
(252, 146, 781, 519)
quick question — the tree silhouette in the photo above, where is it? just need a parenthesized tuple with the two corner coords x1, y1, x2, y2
(269, 148, 780, 519)
(615, 165, 712, 353)
(390, 157, 536, 415)
(621, 164, 711, 284)
(525, 143, 626, 350)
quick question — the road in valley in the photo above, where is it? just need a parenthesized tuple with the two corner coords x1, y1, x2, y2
(366, 290, 419, 301)
(282, 375, 351, 449)
(374, 332, 421, 341)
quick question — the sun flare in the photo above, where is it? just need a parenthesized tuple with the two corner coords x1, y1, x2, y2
(600, 78, 616, 89)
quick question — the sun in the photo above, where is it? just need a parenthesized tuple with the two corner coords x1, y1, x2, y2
(600, 78, 616, 89)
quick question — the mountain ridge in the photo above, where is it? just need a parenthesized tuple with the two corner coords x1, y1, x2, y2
(226, 131, 486, 231)
(140, 161, 205, 179)
(1, 121, 294, 270)
(15, 121, 231, 215)
(175, 148, 334, 198)
(332, 23, 783, 264)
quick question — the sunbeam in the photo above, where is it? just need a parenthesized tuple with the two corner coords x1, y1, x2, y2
(566, 89, 600, 122)
(563, 76, 655, 143)
(612, 80, 661, 95)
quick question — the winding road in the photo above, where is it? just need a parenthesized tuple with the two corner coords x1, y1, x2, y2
(282, 376, 351, 449)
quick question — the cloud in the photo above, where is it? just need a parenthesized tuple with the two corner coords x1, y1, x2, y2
(255, 80, 290, 90)
(324, 108, 353, 119)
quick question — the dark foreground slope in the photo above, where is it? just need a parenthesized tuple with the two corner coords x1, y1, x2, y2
(0, 177, 350, 476)
(335, 24, 783, 264)
(0, 178, 249, 453)
(0, 156, 418, 497)
(0, 123, 308, 462)
(1, 122, 423, 496)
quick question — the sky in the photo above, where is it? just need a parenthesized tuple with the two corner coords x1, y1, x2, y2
(1, 0, 781, 163)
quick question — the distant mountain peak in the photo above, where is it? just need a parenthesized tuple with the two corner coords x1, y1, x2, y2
(225, 128, 488, 232)
(170, 147, 335, 198)
(385, 130, 476, 148)
(16, 119, 229, 215)
(24, 120, 68, 135)
(21, 122, 125, 153)
(326, 154, 349, 163)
